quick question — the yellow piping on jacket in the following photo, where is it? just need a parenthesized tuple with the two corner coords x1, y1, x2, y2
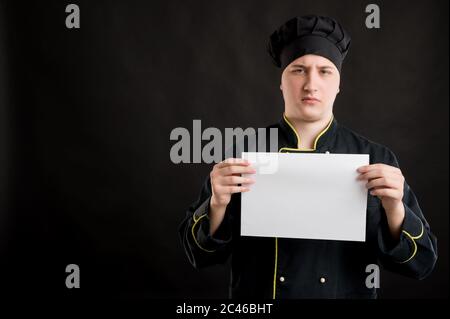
(399, 220, 424, 264)
(191, 213, 216, 253)
(279, 113, 334, 152)
(273, 113, 333, 299)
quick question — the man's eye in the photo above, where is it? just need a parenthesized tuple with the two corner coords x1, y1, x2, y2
(320, 70, 332, 75)
(293, 69, 305, 73)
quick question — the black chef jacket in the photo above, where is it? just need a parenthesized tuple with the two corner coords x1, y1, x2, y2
(179, 115, 438, 299)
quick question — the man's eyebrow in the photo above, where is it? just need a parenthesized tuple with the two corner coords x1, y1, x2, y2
(290, 64, 307, 68)
(290, 64, 334, 69)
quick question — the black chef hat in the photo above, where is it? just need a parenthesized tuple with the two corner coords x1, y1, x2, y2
(267, 15, 351, 72)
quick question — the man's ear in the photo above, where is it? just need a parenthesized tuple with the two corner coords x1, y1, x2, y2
(280, 84, 283, 91)
(337, 87, 340, 94)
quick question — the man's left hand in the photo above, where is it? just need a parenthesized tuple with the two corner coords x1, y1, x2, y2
(357, 163, 405, 238)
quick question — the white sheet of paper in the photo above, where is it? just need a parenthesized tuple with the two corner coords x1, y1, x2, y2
(241, 152, 369, 242)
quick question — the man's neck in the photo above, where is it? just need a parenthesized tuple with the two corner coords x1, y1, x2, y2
(284, 113, 333, 150)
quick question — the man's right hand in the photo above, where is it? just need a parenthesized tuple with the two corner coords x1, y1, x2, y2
(208, 158, 256, 236)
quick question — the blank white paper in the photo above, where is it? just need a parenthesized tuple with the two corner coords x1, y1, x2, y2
(241, 152, 369, 242)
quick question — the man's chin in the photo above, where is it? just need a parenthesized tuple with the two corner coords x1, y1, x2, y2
(296, 108, 324, 122)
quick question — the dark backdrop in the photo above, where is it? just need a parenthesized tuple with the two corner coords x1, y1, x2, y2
(0, 0, 447, 299)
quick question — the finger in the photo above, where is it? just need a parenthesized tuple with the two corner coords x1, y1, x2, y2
(366, 176, 403, 190)
(216, 158, 251, 168)
(220, 165, 257, 176)
(220, 176, 255, 186)
(357, 163, 401, 175)
(224, 185, 251, 194)
(358, 163, 400, 172)
(364, 166, 402, 179)
(369, 188, 402, 199)
(357, 169, 403, 181)
(357, 169, 385, 180)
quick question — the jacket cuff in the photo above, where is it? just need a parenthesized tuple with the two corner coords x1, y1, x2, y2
(191, 197, 232, 252)
(378, 203, 424, 263)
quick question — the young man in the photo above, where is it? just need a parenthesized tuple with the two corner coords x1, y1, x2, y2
(179, 15, 437, 298)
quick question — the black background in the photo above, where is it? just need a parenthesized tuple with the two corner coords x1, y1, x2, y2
(0, 0, 447, 299)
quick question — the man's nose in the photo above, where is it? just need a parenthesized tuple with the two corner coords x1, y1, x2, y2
(303, 72, 319, 92)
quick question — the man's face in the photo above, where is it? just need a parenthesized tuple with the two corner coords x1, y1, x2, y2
(280, 54, 340, 122)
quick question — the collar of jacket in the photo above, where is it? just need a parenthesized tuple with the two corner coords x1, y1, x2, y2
(278, 113, 338, 152)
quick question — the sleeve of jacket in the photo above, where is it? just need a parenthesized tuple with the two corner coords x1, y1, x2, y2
(178, 176, 234, 269)
(375, 148, 438, 279)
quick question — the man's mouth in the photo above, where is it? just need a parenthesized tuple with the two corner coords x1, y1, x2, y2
(301, 97, 320, 104)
